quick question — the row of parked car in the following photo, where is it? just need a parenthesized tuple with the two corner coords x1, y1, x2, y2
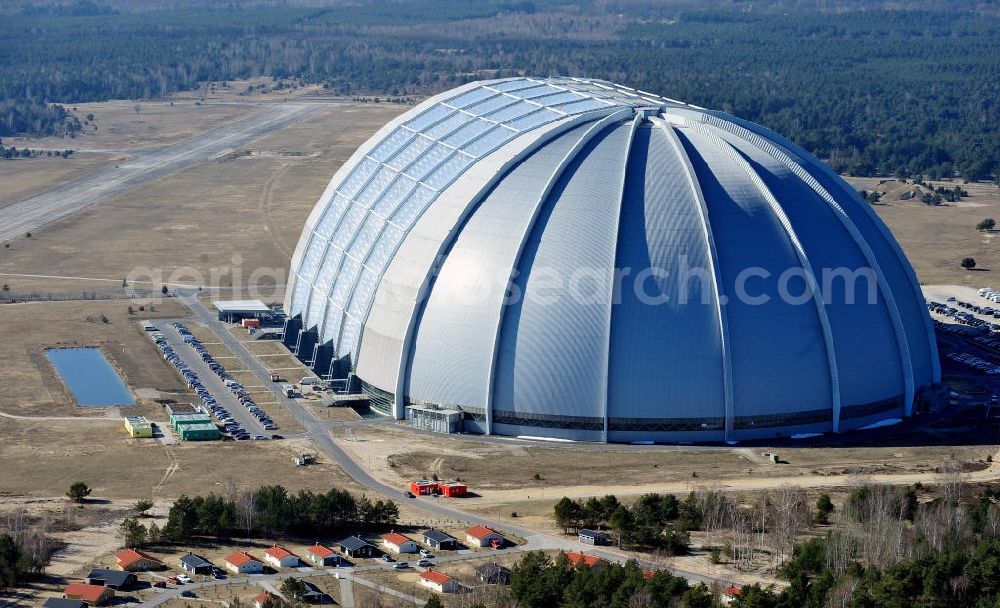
(944, 351, 1000, 374)
(150, 324, 257, 440)
(176, 323, 280, 438)
(927, 300, 1000, 332)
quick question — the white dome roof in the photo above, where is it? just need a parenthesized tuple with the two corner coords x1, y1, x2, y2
(286, 77, 938, 442)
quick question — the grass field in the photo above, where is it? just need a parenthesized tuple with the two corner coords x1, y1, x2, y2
(848, 177, 1000, 285)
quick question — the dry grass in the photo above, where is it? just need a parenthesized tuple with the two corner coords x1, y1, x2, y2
(0, 103, 407, 297)
(847, 177, 1000, 286)
(0, 153, 124, 210)
(0, 299, 189, 419)
(5, 100, 258, 152)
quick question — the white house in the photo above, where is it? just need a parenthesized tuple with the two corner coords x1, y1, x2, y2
(382, 532, 419, 554)
(420, 569, 460, 593)
(465, 525, 505, 548)
(224, 551, 264, 574)
(264, 545, 300, 569)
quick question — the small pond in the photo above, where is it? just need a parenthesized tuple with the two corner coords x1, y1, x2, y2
(46, 347, 135, 407)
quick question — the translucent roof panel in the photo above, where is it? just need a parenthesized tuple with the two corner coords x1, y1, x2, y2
(387, 136, 433, 172)
(372, 175, 417, 218)
(289, 77, 688, 356)
(447, 86, 497, 109)
(424, 111, 474, 139)
(491, 79, 540, 93)
(463, 125, 518, 157)
(370, 128, 415, 162)
(443, 119, 494, 148)
(465, 94, 518, 117)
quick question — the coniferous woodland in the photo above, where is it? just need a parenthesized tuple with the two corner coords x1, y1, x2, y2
(1, 0, 998, 180)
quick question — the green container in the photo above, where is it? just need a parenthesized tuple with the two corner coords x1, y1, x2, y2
(179, 423, 220, 441)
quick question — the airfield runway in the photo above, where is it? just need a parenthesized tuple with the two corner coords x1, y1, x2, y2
(0, 102, 324, 243)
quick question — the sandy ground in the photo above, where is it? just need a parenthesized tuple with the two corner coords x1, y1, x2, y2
(336, 423, 994, 503)
(5, 100, 258, 153)
(846, 177, 1000, 286)
(0, 153, 127, 210)
(0, 299, 188, 419)
(0, 103, 407, 296)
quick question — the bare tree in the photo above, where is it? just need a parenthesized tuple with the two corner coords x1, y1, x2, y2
(771, 485, 808, 567)
(938, 459, 965, 505)
(824, 530, 859, 577)
(984, 502, 1000, 538)
(237, 488, 256, 538)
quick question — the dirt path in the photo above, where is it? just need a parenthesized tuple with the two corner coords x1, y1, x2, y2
(0, 410, 121, 422)
(260, 162, 295, 257)
(452, 445, 1000, 505)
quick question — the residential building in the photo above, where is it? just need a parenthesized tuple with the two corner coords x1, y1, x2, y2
(63, 583, 114, 606)
(337, 536, 377, 558)
(179, 553, 214, 575)
(305, 543, 339, 566)
(465, 525, 504, 548)
(224, 551, 264, 574)
(114, 548, 164, 571)
(420, 569, 459, 593)
(85, 569, 136, 590)
(264, 545, 300, 569)
(475, 562, 511, 585)
(423, 529, 459, 551)
(382, 532, 418, 554)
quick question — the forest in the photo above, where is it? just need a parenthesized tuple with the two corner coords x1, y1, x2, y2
(1, 0, 998, 179)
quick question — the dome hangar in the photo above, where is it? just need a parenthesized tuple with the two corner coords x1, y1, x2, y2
(283, 77, 940, 444)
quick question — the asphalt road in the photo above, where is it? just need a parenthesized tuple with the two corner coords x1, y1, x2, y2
(0, 103, 323, 242)
(157, 322, 266, 435)
(176, 293, 728, 588)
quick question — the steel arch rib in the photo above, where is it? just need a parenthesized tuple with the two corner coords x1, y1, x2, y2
(483, 109, 635, 434)
(692, 127, 843, 433)
(600, 114, 643, 442)
(695, 112, 917, 416)
(391, 109, 633, 421)
(653, 117, 736, 442)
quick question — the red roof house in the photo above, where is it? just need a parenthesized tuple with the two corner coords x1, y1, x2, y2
(224, 551, 264, 574)
(114, 548, 164, 571)
(64, 583, 114, 605)
(420, 569, 459, 593)
(263, 545, 300, 568)
(254, 591, 276, 608)
(306, 542, 339, 566)
(382, 531, 419, 553)
(565, 551, 605, 568)
(465, 525, 505, 548)
(722, 586, 742, 605)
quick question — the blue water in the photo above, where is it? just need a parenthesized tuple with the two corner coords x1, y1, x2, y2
(46, 348, 134, 407)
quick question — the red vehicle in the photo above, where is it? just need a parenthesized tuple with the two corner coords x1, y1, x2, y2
(166, 577, 180, 585)
(268, 371, 280, 382)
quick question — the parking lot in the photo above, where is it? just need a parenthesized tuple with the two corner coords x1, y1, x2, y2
(153, 322, 275, 439)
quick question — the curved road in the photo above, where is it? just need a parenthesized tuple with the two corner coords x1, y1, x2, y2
(177, 294, 729, 587)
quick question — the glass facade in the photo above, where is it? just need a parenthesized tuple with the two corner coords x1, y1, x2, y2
(290, 78, 671, 368)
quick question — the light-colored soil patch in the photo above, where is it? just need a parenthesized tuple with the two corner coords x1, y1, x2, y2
(6, 100, 258, 152)
(0, 299, 188, 418)
(0, 153, 123, 210)
(0, 104, 407, 296)
(339, 423, 995, 507)
(0, 415, 362, 500)
(845, 176, 1000, 286)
